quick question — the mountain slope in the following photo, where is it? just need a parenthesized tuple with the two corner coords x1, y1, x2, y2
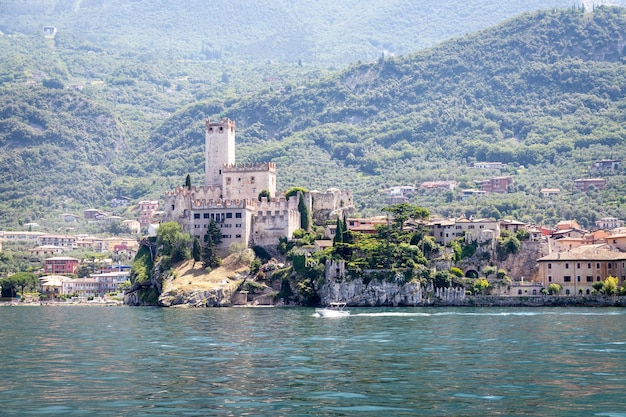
(2, 0, 624, 65)
(149, 6, 626, 227)
(2, 6, 626, 230)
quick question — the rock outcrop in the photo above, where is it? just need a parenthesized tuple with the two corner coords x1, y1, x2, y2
(159, 287, 238, 307)
(318, 278, 466, 306)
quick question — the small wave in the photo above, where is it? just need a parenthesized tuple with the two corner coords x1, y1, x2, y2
(310, 391, 368, 400)
(454, 393, 504, 401)
(354, 312, 431, 317)
(325, 405, 414, 412)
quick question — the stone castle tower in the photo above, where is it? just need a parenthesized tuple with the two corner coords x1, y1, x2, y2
(205, 118, 236, 187)
(161, 117, 294, 249)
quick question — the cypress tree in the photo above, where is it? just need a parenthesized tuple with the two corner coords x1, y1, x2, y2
(297, 192, 310, 231)
(333, 217, 343, 245)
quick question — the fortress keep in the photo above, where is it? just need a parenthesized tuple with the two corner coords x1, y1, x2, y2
(162, 117, 355, 249)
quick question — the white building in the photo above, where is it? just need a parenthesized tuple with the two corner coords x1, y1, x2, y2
(162, 118, 301, 248)
(596, 217, 624, 230)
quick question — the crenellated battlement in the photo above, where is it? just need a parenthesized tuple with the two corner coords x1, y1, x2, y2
(223, 162, 276, 173)
(255, 196, 297, 214)
(205, 117, 235, 132)
(191, 198, 253, 209)
(165, 185, 222, 197)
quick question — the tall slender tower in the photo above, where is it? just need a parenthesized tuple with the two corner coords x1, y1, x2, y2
(204, 117, 236, 187)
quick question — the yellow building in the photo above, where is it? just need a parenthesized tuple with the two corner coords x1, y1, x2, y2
(537, 245, 626, 295)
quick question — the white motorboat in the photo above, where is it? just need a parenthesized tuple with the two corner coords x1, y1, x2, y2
(315, 302, 350, 317)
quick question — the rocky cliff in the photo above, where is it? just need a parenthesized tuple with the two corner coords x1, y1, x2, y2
(158, 260, 248, 307)
(317, 277, 465, 306)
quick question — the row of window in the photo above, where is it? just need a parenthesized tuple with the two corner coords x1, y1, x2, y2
(221, 234, 242, 239)
(547, 262, 624, 269)
(225, 177, 255, 185)
(194, 223, 242, 229)
(548, 275, 626, 282)
(193, 212, 243, 220)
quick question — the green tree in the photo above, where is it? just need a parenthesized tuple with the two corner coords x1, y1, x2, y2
(202, 219, 222, 268)
(603, 276, 618, 296)
(4, 272, 38, 297)
(333, 217, 344, 245)
(285, 186, 307, 200)
(297, 192, 310, 231)
(515, 228, 530, 241)
(258, 189, 271, 201)
(433, 271, 453, 288)
(42, 78, 64, 89)
(592, 281, 604, 292)
(383, 202, 429, 230)
(449, 240, 462, 263)
(473, 277, 489, 294)
(192, 237, 202, 262)
(157, 222, 191, 263)
(547, 283, 562, 295)
(449, 267, 464, 278)
(496, 235, 520, 261)
(483, 265, 497, 279)
(185, 174, 192, 190)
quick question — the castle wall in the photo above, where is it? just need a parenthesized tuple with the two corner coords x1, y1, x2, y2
(162, 117, 352, 250)
(251, 196, 301, 247)
(222, 163, 277, 200)
(308, 188, 355, 225)
(162, 186, 223, 225)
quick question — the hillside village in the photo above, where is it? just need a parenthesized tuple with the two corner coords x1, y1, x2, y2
(1, 117, 626, 304)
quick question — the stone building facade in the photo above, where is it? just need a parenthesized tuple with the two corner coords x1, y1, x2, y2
(162, 117, 300, 248)
(537, 245, 626, 296)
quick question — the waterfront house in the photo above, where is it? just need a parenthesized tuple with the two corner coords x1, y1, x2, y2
(39, 275, 73, 298)
(537, 245, 626, 296)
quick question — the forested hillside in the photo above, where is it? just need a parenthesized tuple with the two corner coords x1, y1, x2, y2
(1, 3, 626, 231)
(1, 0, 609, 65)
(150, 7, 626, 228)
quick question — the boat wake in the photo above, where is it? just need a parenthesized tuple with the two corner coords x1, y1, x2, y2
(353, 310, 625, 317)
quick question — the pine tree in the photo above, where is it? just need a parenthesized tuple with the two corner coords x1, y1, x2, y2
(202, 220, 222, 268)
(333, 217, 343, 245)
(297, 192, 310, 231)
(192, 237, 201, 263)
(342, 215, 351, 244)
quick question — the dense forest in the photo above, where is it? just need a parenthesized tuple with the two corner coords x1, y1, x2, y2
(1, 3, 626, 231)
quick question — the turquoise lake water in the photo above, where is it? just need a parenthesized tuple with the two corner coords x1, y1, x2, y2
(0, 306, 625, 416)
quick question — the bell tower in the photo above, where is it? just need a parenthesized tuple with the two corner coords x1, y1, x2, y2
(204, 117, 236, 187)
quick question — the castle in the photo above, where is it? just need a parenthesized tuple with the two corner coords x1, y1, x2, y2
(161, 117, 355, 248)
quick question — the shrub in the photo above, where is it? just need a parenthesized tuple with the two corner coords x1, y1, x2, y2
(449, 267, 464, 278)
